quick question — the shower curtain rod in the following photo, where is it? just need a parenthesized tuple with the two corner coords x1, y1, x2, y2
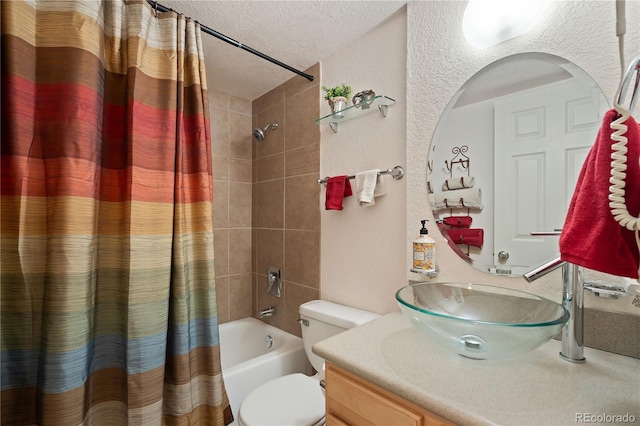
(146, 0, 314, 82)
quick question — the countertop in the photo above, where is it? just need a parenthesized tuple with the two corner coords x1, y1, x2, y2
(313, 312, 640, 426)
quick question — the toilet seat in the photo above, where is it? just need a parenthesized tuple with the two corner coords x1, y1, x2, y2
(238, 373, 325, 426)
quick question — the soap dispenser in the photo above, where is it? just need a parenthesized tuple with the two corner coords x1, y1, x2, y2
(413, 220, 436, 272)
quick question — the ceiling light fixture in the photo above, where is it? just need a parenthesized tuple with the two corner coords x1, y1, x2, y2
(463, 0, 551, 49)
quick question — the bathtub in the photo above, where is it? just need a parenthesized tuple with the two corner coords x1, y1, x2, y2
(219, 317, 308, 424)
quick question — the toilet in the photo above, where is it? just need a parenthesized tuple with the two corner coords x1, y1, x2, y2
(237, 300, 380, 426)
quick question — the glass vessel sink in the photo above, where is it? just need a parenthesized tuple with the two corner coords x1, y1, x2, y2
(396, 282, 569, 360)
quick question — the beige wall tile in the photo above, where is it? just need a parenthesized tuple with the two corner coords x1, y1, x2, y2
(209, 90, 228, 110)
(213, 229, 229, 276)
(252, 179, 284, 229)
(256, 283, 285, 329)
(229, 229, 252, 274)
(229, 158, 252, 182)
(284, 88, 320, 151)
(229, 273, 253, 320)
(212, 156, 228, 181)
(248, 72, 321, 336)
(285, 230, 320, 288)
(215, 275, 230, 324)
(252, 229, 257, 276)
(228, 182, 252, 228)
(210, 89, 255, 324)
(254, 153, 284, 183)
(252, 273, 259, 319)
(285, 175, 320, 231)
(212, 180, 229, 229)
(229, 112, 252, 160)
(285, 144, 320, 177)
(285, 63, 320, 99)
(256, 103, 285, 158)
(253, 84, 285, 114)
(252, 114, 259, 161)
(229, 96, 251, 115)
(283, 282, 320, 337)
(254, 229, 284, 276)
(211, 108, 229, 157)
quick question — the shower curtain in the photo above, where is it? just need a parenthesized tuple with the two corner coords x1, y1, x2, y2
(1, 1, 232, 424)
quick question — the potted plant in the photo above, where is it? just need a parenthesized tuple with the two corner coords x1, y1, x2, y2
(322, 83, 352, 118)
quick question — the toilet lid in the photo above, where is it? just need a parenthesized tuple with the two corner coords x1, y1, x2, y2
(238, 373, 325, 426)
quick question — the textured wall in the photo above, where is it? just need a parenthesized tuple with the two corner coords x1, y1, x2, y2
(320, 7, 408, 314)
(407, 1, 640, 315)
(320, 1, 640, 315)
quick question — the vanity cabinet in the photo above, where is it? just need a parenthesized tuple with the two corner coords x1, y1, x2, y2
(325, 363, 456, 426)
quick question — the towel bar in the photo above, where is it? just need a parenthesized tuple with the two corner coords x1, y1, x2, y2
(317, 166, 404, 185)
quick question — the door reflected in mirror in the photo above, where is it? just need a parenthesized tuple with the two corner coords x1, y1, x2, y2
(428, 53, 608, 276)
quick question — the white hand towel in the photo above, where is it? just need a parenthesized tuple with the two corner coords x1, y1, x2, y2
(442, 176, 475, 191)
(430, 188, 483, 211)
(583, 268, 640, 297)
(355, 169, 386, 207)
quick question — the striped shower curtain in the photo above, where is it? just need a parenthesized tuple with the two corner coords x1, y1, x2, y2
(1, 1, 232, 424)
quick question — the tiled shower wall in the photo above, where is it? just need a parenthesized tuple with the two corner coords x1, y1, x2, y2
(210, 91, 254, 323)
(211, 63, 321, 336)
(252, 63, 321, 337)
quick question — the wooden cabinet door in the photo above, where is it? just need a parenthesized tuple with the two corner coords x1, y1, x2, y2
(325, 363, 456, 426)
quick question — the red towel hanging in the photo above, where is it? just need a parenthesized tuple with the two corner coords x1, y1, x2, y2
(324, 175, 353, 211)
(443, 216, 473, 228)
(446, 228, 484, 248)
(560, 109, 640, 278)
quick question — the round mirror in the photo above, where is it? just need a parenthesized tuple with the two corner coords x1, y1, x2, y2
(428, 53, 608, 276)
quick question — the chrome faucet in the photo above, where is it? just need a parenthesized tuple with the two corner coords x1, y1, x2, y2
(258, 305, 277, 318)
(524, 256, 586, 363)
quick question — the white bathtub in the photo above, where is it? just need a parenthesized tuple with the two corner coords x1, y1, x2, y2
(219, 317, 308, 424)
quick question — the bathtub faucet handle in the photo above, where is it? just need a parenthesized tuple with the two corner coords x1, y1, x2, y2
(267, 267, 282, 297)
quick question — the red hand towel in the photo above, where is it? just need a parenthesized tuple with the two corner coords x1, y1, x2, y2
(560, 109, 640, 278)
(443, 215, 473, 228)
(325, 175, 353, 211)
(446, 228, 484, 248)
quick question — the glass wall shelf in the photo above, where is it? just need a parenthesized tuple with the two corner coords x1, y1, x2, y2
(315, 95, 396, 133)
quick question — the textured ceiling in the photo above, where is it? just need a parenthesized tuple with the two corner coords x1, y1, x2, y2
(157, 1, 407, 100)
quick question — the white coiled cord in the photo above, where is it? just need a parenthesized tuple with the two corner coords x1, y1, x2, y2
(610, 106, 640, 276)
(609, 110, 639, 230)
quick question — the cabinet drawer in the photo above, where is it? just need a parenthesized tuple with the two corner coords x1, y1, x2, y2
(325, 363, 455, 426)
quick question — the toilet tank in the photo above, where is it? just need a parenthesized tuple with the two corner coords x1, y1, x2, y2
(298, 300, 380, 372)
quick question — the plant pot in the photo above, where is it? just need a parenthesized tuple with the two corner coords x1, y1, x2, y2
(328, 96, 349, 118)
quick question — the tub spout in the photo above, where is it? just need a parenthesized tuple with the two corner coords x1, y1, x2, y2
(258, 305, 277, 318)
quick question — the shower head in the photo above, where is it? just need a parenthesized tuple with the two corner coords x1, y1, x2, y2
(253, 122, 278, 141)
